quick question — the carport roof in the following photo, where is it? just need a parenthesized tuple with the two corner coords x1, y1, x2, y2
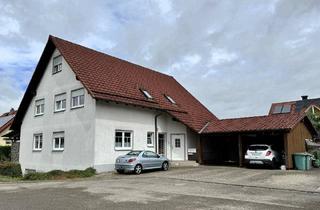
(202, 112, 316, 134)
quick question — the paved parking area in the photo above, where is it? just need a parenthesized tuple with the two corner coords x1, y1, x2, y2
(0, 166, 319, 209)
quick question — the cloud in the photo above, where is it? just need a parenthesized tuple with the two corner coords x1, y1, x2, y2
(0, 0, 320, 119)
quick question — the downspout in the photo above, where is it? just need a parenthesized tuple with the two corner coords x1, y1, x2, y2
(154, 113, 162, 154)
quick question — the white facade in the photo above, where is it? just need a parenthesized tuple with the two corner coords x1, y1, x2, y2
(19, 49, 198, 173)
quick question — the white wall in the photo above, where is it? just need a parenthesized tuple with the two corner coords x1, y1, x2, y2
(94, 101, 194, 172)
(19, 49, 96, 173)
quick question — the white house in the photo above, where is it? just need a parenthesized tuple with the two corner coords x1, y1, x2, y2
(11, 36, 218, 173)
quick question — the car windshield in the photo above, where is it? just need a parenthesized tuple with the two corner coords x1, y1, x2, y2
(248, 145, 268, 151)
(126, 151, 142, 156)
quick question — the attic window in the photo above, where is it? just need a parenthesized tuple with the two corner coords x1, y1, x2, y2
(165, 95, 176, 104)
(273, 104, 291, 114)
(141, 89, 153, 100)
(52, 55, 62, 74)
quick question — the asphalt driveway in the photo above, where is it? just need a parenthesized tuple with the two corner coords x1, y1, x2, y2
(0, 166, 319, 210)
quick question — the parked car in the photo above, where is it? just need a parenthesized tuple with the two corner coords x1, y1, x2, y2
(244, 144, 281, 168)
(115, 150, 170, 174)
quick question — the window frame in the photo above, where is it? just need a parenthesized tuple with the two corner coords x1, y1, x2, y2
(175, 138, 181, 148)
(52, 55, 62, 75)
(147, 132, 154, 147)
(71, 88, 85, 109)
(54, 93, 67, 113)
(34, 99, 45, 116)
(114, 130, 133, 150)
(33, 133, 43, 151)
(52, 132, 65, 151)
(141, 89, 153, 100)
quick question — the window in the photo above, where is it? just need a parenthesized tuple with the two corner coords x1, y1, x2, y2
(53, 132, 64, 151)
(115, 130, 132, 150)
(54, 93, 66, 112)
(141, 89, 153, 100)
(71, 88, 84, 108)
(272, 104, 291, 114)
(142, 151, 158, 158)
(165, 95, 176, 104)
(52, 55, 62, 74)
(33, 133, 43, 151)
(175, 138, 181, 148)
(147, 132, 154, 147)
(35, 99, 45, 116)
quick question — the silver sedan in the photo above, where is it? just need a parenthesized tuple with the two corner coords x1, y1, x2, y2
(115, 150, 170, 174)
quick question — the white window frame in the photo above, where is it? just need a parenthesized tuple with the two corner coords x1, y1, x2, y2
(115, 130, 133, 150)
(52, 132, 65, 151)
(141, 89, 153, 100)
(33, 133, 43, 151)
(35, 99, 45, 116)
(54, 93, 67, 112)
(71, 88, 85, 109)
(52, 55, 62, 74)
(147, 132, 154, 147)
(165, 95, 176, 104)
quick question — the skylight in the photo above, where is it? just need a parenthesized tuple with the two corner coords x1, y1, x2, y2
(141, 90, 153, 99)
(165, 95, 176, 104)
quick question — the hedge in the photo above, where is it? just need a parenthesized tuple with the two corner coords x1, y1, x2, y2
(0, 146, 11, 162)
(0, 162, 22, 177)
(23, 167, 96, 180)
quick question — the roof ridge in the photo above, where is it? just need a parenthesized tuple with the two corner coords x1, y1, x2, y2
(49, 35, 174, 79)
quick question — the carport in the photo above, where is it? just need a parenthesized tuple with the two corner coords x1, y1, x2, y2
(197, 113, 317, 169)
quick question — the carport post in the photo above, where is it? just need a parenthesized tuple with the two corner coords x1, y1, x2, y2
(197, 136, 204, 164)
(238, 134, 244, 167)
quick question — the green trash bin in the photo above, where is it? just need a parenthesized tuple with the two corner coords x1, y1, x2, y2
(293, 153, 312, 170)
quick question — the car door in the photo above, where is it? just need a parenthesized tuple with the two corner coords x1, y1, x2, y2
(148, 151, 162, 168)
(141, 151, 153, 169)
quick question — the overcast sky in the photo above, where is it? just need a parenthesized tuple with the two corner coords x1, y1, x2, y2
(0, 0, 319, 119)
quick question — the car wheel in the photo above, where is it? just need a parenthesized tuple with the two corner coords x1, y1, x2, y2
(162, 161, 169, 171)
(271, 158, 277, 169)
(134, 164, 142, 175)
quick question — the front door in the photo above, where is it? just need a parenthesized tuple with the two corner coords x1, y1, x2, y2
(171, 134, 185, 160)
(158, 133, 166, 157)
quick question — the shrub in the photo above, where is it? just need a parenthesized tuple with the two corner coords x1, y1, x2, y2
(313, 150, 320, 160)
(0, 146, 11, 162)
(23, 167, 96, 180)
(0, 162, 22, 177)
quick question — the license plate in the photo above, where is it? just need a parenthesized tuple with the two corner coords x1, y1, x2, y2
(250, 160, 263, 164)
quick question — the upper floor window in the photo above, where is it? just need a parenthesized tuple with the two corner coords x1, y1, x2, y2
(33, 133, 43, 151)
(52, 55, 62, 74)
(272, 104, 291, 114)
(54, 93, 66, 112)
(115, 130, 132, 150)
(35, 99, 45, 116)
(141, 89, 153, 100)
(71, 88, 84, 109)
(147, 132, 154, 147)
(165, 95, 176, 104)
(53, 131, 64, 151)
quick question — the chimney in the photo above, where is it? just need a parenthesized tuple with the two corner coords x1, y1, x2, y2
(301, 95, 308, 100)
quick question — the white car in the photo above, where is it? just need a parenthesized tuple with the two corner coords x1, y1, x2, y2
(245, 144, 281, 168)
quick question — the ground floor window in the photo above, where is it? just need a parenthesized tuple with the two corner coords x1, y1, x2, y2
(33, 133, 43, 151)
(115, 130, 132, 150)
(147, 132, 154, 147)
(53, 132, 65, 151)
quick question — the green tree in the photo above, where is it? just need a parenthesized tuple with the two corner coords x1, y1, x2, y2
(307, 112, 320, 132)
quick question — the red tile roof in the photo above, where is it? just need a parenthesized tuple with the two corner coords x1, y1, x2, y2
(50, 36, 218, 132)
(203, 112, 307, 134)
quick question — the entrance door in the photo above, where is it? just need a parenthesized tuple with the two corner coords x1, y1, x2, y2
(171, 134, 185, 160)
(158, 133, 166, 156)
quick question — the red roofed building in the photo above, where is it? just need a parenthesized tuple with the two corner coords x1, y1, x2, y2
(11, 36, 317, 172)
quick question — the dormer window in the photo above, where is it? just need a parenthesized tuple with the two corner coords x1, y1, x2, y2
(52, 55, 62, 74)
(141, 89, 153, 100)
(273, 104, 291, 114)
(165, 95, 176, 104)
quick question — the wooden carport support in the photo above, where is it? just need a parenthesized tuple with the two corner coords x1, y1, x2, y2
(238, 134, 243, 167)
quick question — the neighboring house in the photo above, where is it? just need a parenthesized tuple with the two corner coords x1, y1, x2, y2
(11, 36, 217, 173)
(0, 109, 16, 146)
